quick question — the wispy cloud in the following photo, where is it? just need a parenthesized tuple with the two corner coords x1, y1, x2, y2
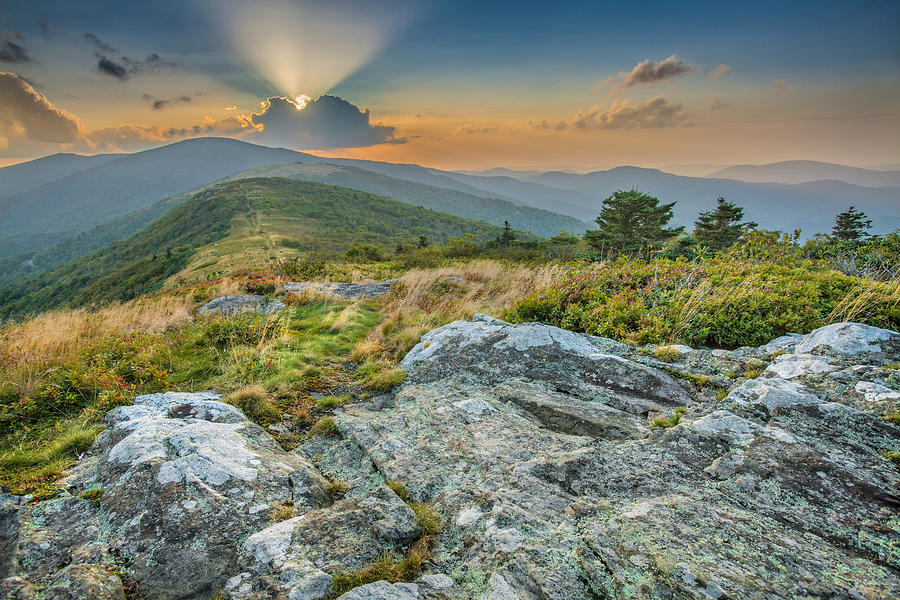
(530, 119, 568, 131)
(708, 97, 727, 110)
(606, 55, 693, 88)
(0, 39, 30, 63)
(709, 64, 731, 80)
(575, 96, 687, 129)
(142, 93, 200, 111)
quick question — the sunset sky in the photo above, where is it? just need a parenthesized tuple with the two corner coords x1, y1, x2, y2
(1, 0, 899, 171)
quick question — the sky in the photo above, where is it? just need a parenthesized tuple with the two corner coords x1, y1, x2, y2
(1, 0, 899, 171)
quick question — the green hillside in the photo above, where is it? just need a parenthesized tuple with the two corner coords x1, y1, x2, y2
(220, 163, 589, 237)
(0, 178, 512, 320)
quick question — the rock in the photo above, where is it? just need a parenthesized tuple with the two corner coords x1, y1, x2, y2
(760, 332, 805, 354)
(335, 580, 419, 600)
(41, 564, 124, 600)
(284, 280, 398, 300)
(8, 392, 326, 600)
(795, 322, 900, 361)
(198, 295, 285, 317)
(0, 577, 36, 600)
(725, 376, 824, 411)
(764, 353, 835, 379)
(5, 319, 900, 600)
(855, 380, 900, 402)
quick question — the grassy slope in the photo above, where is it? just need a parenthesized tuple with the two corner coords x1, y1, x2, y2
(219, 163, 589, 237)
(0, 178, 511, 320)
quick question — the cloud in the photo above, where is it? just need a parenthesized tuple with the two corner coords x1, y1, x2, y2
(607, 55, 693, 88)
(242, 95, 399, 149)
(709, 64, 731, 80)
(0, 72, 83, 147)
(708, 97, 727, 110)
(97, 56, 128, 80)
(84, 33, 176, 80)
(456, 124, 499, 135)
(224, 105, 237, 111)
(574, 96, 687, 129)
(143, 93, 199, 111)
(0, 40, 30, 63)
(774, 79, 789, 92)
(530, 119, 568, 131)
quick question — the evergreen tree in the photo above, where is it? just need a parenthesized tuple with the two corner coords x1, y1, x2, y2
(693, 197, 756, 251)
(417, 235, 428, 248)
(497, 220, 517, 247)
(832, 206, 872, 242)
(584, 189, 683, 258)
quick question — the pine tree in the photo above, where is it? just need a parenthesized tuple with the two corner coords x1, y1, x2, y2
(832, 206, 872, 242)
(497, 220, 517, 247)
(693, 197, 756, 252)
(584, 189, 683, 258)
(417, 235, 428, 248)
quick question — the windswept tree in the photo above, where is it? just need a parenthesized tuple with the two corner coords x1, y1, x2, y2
(584, 189, 683, 258)
(693, 197, 757, 251)
(832, 206, 872, 242)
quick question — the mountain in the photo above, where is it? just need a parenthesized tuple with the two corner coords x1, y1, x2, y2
(0, 178, 512, 319)
(708, 161, 900, 188)
(526, 167, 900, 236)
(218, 163, 588, 237)
(0, 152, 119, 196)
(0, 138, 310, 257)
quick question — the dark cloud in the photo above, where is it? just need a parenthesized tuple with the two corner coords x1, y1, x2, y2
(142, 93, 198, 110)
(98, 56, 128, 80)
(574, 96, 687, 129)
(85, 33, 176, 80)
(0, 71, 83, 145)
(607, 55, 693, 88)
(244, 95, 399, 149)
(0, 40, 29, 63)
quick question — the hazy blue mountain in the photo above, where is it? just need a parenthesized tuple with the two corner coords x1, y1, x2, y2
(0, 152, 121, 197)
(708, 161, 900, 188)
(527, 167, 900, 236)
(0, 138, 310, 257)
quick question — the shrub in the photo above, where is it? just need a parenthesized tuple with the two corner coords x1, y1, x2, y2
(360, 365, 407, 392)
(269, 501, 295, 521)
(327, 479, 351, 499)
(199, 314, 267, 348)
(345, 244, 386, 263)
(79, 488, 104, 505)
(315, 394, 350, 411)
(505, 257, 900, 348)
(245, 281, 276, 295)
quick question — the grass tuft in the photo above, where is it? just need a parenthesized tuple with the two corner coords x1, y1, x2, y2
(650, 407, 687, 428)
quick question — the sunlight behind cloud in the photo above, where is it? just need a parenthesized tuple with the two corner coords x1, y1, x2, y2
(222, 0, 422, 98)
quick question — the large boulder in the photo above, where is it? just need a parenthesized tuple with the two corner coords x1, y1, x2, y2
(6, 392, 328, 599)
(794, 322, 900, 362)
(198, 295, 285, 317)
(284, 279, 399, 300)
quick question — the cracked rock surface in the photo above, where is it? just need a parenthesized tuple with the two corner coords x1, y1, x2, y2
(2, 319, 898, 599)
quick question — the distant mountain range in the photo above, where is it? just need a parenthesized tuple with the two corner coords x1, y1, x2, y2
(707, 161, 900, 188)
(2, 137, 898, 282)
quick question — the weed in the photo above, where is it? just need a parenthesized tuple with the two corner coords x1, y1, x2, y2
(330, 536, 434, 595)
(79, 488, 104, 505)
(315, 395, 350, 411)
(651, 407, 687, 428)
(882, 411, 900, 425)
(327, 480, 351, 499)
(360, 365, 407, 392)
(715, 388, 730, 402)
(226, 385, 280, 424)
(653, 346, 681, 363)
(269, 501, 295, 521)
(309, 417, 338, 437)
(411, 501, 443, 535)
(882, 450, 900, 466)
(386, 479, 409, 500)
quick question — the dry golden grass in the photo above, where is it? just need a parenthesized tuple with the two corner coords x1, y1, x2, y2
(329, 304, 358, 332)
(0, 295, 195, 372)
(371, 260, 560, 357)
(828, 279, 900, 324)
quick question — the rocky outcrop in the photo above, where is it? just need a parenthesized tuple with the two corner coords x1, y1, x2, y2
(198, 295, 285, 316)
(285, 279, 399, 300)
(2, 320, 899, 599)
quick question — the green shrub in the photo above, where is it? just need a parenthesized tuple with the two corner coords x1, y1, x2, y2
(309, 416, 338, 436)
(386, 479, 409, 500)
(505, 257, 900, 348)
(79, 488, 104, 505)
(410, 501, 442, 535)
(315, 394, 350, 411)
(199, 314, 267, 348)
(245, 281, 276, 295)
(361, 366, 407, 392)
(653, 346, 681, 362)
